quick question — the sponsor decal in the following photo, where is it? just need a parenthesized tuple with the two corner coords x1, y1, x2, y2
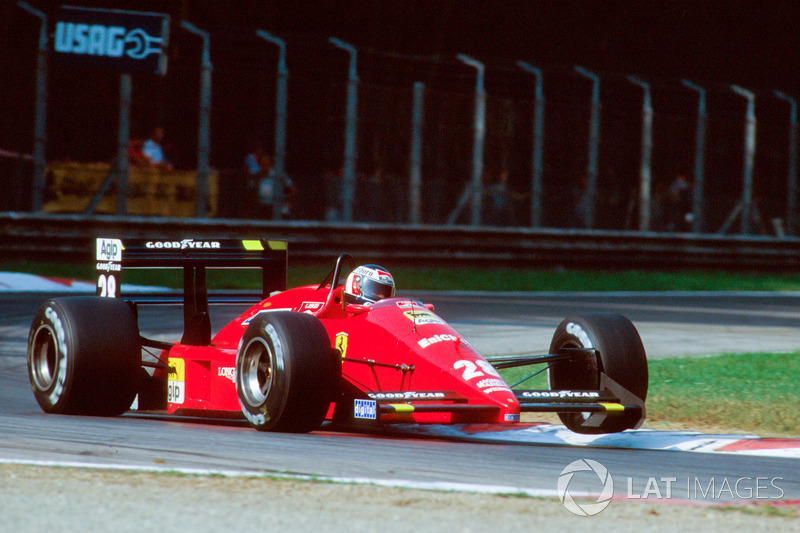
(55, 21, 163, 60)
(96, 239, 122, 298)
(403, 309, 445, 326)
(95, 262, 121, 272)
(367, 391, 447, 400)
(417, 334, 458, 349)
(335, 332, 349, 358)
(167, 357, 185, 404)
(475, 378, 511, 394)
(522, 391, 600, 399)
(96, 238, 123, 261)
(354, 399, 377, 420)
(217, 366, 235, 383)
(353, 266, 393, 284)
(53, 7, 169, 76)
(566, 322, 594, 349)
(145, 239, 221, 250)
(395, 300, 425, 309)
(298, 301, 323, 314)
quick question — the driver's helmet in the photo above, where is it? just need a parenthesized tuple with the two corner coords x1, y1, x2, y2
(344, 264, 395, 305)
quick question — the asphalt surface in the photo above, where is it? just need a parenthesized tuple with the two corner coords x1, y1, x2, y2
(1, 291, 798, 507)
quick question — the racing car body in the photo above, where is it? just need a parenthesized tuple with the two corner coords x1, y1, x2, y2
(27, 238, 648, 434)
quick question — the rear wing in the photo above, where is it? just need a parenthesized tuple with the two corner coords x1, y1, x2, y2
(95, 237, 288, 345)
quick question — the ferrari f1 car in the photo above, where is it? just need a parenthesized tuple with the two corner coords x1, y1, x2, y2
(27, 238, 647, 434)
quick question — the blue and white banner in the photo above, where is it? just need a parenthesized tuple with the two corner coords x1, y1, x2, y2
(54, 6, 170, 75)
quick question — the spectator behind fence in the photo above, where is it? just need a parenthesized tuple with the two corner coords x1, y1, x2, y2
(243, 145, 271, 219)
(482, 169, 522, 226)
(128, 139, 150, 167)
(665, 172, 693, 232)
(142, 127, 173, 171)
(243, 146, 294, 220)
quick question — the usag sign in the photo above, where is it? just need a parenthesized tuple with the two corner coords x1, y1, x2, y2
(54, 6, 170, 75)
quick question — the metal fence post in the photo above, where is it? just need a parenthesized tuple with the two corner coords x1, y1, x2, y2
(329, 37, 359, 223)
(730, 85, 757, 235)
(774, 91, 798, 236)
(409, 81, 425, 224)
(626, 75, 653, 231)
(575, 66, 601, 229)
(181, 22, 213, 219)
(17, 1, 48, 213)
(457, 54, 486, 226)
(682, 80, 707, 233)
(115, 74, 132, 215)
(256, 30, 289, 220)
(517, 61, 545, 228)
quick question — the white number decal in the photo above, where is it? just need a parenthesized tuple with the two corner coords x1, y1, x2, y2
(97, 274, 117, 298)
(454, 359, 501, 382)
(476, 359, 501, 378)
(454, 360, 483, 381)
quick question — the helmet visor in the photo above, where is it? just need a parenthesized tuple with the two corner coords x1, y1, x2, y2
(360, 277, 395, 302)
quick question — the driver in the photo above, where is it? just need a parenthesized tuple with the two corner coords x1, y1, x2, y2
(344, 264, 395, 305)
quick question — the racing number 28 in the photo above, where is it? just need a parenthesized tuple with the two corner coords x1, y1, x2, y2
(453, 359, 500, 381)
(97, 274, 117, 298)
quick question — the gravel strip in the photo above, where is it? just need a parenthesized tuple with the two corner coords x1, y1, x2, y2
(2, 464, 798, 532)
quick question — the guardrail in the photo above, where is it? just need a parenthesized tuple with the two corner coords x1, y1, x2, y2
(3, 212, 800, 272)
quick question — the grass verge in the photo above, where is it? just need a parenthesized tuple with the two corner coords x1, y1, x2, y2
(498, 351, 800, 438)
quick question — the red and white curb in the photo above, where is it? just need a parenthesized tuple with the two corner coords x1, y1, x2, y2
(386, 423, 800, 458)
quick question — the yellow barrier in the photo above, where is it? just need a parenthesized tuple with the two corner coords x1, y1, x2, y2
(43, 162, 218, 217)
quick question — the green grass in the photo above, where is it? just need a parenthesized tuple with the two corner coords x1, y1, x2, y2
(498, 351, 800, 437)
(645, 351, 800, 437)
(6, 261, 800, 292)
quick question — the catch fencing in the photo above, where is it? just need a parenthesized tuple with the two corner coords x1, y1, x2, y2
(3, 5, 798, 239)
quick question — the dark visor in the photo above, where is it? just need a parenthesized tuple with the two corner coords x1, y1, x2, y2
(361, 277, 395, 301)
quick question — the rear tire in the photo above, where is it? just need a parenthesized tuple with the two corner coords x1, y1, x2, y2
(548, 312, 648, 434)
(27, 296, 141, 416)
(236, 312, 340, 432)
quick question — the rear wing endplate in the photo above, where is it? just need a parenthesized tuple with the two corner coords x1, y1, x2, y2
(95, 237, 287, 301)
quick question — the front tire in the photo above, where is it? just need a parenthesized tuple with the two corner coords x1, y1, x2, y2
(548, 312, 648, 434)
(236, 312, 340, 432)
(27, 296, 141, 416)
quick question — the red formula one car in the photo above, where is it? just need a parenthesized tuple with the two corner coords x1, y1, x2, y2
(27, 238, 647, 434)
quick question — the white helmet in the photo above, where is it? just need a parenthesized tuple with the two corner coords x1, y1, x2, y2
(344, 265, 395, 305)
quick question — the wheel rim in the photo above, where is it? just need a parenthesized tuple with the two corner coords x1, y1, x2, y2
(30, 325, 59, 391)
(240, 338, 274, 406)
